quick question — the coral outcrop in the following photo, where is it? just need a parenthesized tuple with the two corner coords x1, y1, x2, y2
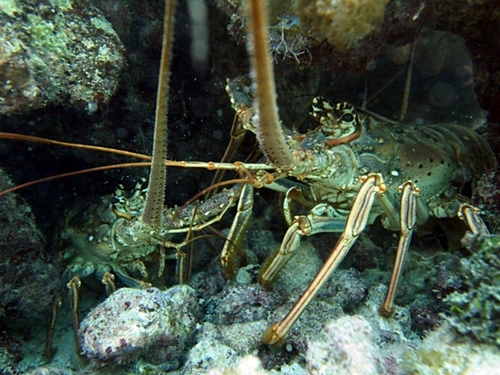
(0, 0, 125, 114)
(443, 235, 500, 345)
(0, 167, 59, 323)
(79, 286, 200, 368)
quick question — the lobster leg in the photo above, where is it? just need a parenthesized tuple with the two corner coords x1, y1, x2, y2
(380, 193, 490, 316)
(113, 267, 152, 289)
(259, 213, 347, 287)
(44, 296, 62, 360)
(458, 203, 490, 238)
(101, 272, 116, 295)
(67, 276, 82, 355)
(263, 173, 385, 345)
(379, 181, 420, 317)
(261, 177, 434, 344)
(220, 183, 254, 280)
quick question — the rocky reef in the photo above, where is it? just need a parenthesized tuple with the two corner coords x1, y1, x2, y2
(0, 0, 499, 374)
(0, 168, 59, 323)
(444, 235, 500, 346)
(0, 167, 59, 374)
(80, 286, 200, 367)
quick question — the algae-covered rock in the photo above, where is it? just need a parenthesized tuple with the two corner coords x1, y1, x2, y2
(0, 0, 125, 114)
(401, 324, 500, 374)
(79, 286, 201, 368)
(444, 234, 500, 345)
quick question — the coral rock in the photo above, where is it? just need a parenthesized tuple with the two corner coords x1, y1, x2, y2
(444, 234, 500, 345)
(0, 0, 125, 114)
(79, 285, 200, 368)
(306, 315, 384, 375)
(0, 168, 59, 323)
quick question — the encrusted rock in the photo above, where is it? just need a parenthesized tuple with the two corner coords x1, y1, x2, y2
(444, 234, 500, 345)
(0, 0, 125, 114)
(205, 283, 283, 325)
(0, 168, 58, 323)
(79, 285, 200, 368)
(306, 315, 384, 374)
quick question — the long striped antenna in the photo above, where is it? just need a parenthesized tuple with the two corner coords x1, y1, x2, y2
(139, 0, 176, 230)
(245, 0, 294, 172)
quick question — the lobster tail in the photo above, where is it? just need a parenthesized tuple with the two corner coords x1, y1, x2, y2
(426, 124, 497, 181)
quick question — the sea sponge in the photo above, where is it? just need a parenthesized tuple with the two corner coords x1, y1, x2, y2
(293, 0, 390, 51)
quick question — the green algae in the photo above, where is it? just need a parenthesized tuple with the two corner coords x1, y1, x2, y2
(0, 0, 125, 114)
(0, 0, 19, 17)
(26, 13, 70, 58)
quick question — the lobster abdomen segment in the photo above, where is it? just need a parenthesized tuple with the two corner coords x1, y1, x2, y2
(353, 117, 495, 202)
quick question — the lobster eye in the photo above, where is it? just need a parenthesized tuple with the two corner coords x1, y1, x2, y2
(341, 113, 354, 122)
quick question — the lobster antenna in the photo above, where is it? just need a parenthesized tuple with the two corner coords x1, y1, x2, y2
(140, 0, 175, 230)
(246, 0, 294, 172)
